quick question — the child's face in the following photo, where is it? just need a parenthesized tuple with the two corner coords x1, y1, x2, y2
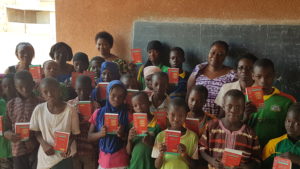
(237, 58, 254, 82)
(148, 49, 160, 64)
(152, 75, 168, 95)
(101, 69, 112, 82)
(223, 96, 245, 124)
(168, 105, 186, 130)
(90, 60, 102, 77)
(109, 86, 126, 107)
(40, 83, 61, 103)
(43, 61, 58, 78)
(75, 82, 92, 100)
(2, 78, 16, 99)
(169, 51, 183, 68)
(54, 48, 68, 65)
(132, 95, 150, 113)
(208, 44, 226, 68)
(96, 38, 111, 56)
(285, 111, 300, 140)
(188, 90, 206, 113)
(145, 75, 153, 90)
(128, 63, 137, 75)
(74, 60, 88, 73)
(14, 79, 34, 98)
(252, 66, 274, 94)
(16, 46, 34, 65)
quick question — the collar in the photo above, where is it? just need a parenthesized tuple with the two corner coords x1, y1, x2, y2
(264, 87, 280, 101)
(179, 71, 186, 79)
(148, 117, 158, 128)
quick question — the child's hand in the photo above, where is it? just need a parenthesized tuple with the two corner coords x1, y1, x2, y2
(5, 132, 21, 143)
(60, 147, 71, 158)
(142, 132, 155, 146)
(210, 158, 224, 169)
(99, 126, 107, 138)
(128, 127, 137, 141)
(280, 152, 300, 164)
(116, 125, 125, 138)
(245, 102, 257, 116)
(41, 142, 55, 156)
(178, 143, 187, 157)
(158, 143, 167, 156)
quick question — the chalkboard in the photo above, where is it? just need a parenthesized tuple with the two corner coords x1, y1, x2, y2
(132, 21, 300, 101)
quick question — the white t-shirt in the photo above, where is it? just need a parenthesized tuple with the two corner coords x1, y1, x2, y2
(30, 102, 80, 169)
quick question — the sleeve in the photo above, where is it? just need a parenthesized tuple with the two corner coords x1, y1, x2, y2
(262, 139, 277, 161)
(251, 135, 262, 163)
(151, 131, 164, 158)
(29, 104, 41, 131)
(89, 108, 100, 125)
(199, 123, 210, 153)
(71, 107, 80, 135)
(5, 100, 13, 131)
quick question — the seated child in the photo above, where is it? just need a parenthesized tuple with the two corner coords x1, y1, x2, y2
(68, 75, 97, 169)
(127, 91, 161, 169)
(1, 74, 17, 101)
(152, 98, 199, 169)
(6, 42, 35, 74)
(49, 42, 74, 82)
(88, 80, 129, 169)
(187, 85, 216, 136)
(143, 66, 161, 93)
(89, 56, 105, 82)
(169, 47, 190, 99)
(149, 72, 170, 113)
(4, 71, 42, 169)
(247, 58, 296, 147)
(73, 52, 89, 73)
(199, 89, 261, 169)
(30, 77, 80, 169)
(120, 73, 139, 90)
(262, 102, 300, 169)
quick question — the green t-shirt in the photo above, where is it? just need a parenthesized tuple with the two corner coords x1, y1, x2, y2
(0, 98, 12, 158)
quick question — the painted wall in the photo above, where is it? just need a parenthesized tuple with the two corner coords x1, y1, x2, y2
(56, 0, 300, 60)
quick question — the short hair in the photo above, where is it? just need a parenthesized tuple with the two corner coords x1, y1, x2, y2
(14, 70, 33, 83)
(190, 85, 208, 100)
(15, 42, 35, 57)
(43, 60, 57, 68)
(288, 102, 300, 115)
(95, 31, 114, 47)
(210, 40, 229, 54)
(49, 42, 73, 61)
(73, 52, 89, 64)
(170, 47, 185, 62)
(152, 72, 168, 82)
(254, 58, 275, 73)
(237, 53, 258, 64)
(90, 56, 105, 63)
(223, 89, 245, 104)
(132, 91, 150, 103)
(40, 77, 60, 89)
(76, 75, 92, 88)
(147, 40, 163, 53)
(168, 97, 188, 112)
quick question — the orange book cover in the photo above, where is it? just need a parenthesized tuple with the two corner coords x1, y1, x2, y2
(54, 131, 70, 153)
(104, 113, 119, 134)
(126, 89, 139, 105)
(15, 122, 30, 141)
(165, 130, 181, 154)
(98, 82, 109, 100)
(83, 71, 96, 87)
(168, 68, 179, 84)
(133, 113, 148, 136)
(185, 118, 199, 134)
(273, 156, 292, 169)
(154, 111, 167, 129)
(0, 116, 3, 136)
(246, 86, 264, 108)
(29, 65, 42, 82)
(222, 148, 243, 167)
(131, 49, 143, 64)
(71, 72, 82, 88)
(78, 101, 93, 121)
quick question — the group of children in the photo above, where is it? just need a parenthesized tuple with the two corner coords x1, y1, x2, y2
(0, 30, 299, 169)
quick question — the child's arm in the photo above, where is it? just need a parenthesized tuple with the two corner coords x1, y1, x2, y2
(34, 131, 55, 156)
(155, 143, 167, 169)
(87, 123, 106, 142)
(3, 111, 21, 143)
(178, 143, 195, 169)
(126, 127, 137, 155)
(280, 152, 300, 166)
(116, 124, 127, 141)
(200, 151, 224, 169)
(242, 102, 257, 123)
(60, 134, 76, 157)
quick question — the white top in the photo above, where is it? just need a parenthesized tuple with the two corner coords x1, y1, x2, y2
(30, 102, 80, 169)
(214, 81, 241, 107)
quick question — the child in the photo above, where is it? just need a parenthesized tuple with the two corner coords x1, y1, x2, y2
(6, 42, 35, 74)
(127, 92, 161, 169)
(88, 80, 129, 169)
(30, 77, 80, 169)
(143, 66, 161, 93)
(169, 47, 190, 99)
(120, 73, 139, 90)
(127, 63, 138, 81)
(137, 40, 169, 89)
(4, 71, 42, 169)
(149, 72, 170, 113)
(152, 98, 199, 169)
(73, 52, 89, 73)
(49, 42, 74, 82)
(248, 58, 296, 147)
(199, 89, 261, 169)
(68, 75, 97, 169)
(262, 102, 300, 169)
(1, 74, 17, 101)
(187, 85, 216, 136)
(89, 56, 105, 81)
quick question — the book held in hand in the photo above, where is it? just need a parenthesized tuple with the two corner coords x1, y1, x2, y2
(185, 118, 199, 134)
(29, 65, 42, 82)
(154, 111, 167, 129)
(77, 101, 93, 121)
(165, 130, 181, 154)
(15, 122, 30, 141)
(0, 116, 3, 136)
(168, 68, 179, 85)
(131, 49, 143, 64)
(222, 148, 243, 168)
(126, 89, 139, 105)
(98, 82, 109, 100)
(272, 156, 292, 169)
(54, 131, 70, 153)
(246, 86, 264, 108)
(133, 113, 148, 136)
(104, 113, 119, 134)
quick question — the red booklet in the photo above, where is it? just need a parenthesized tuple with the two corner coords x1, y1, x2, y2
(83, 71, 96, 87)
(77, 101, 93, 121)
(29, 65, 42, 82)
(0, 116, 3, 136)
(246, 86, 264, 108)
(15, 122, 30, 141)
(168, 68, 179, 85)
(185, 118, 199, 134)
(222, 148, 243, 168)
(165, 130, 181, 154)
(133, 113, 148, 136)
(71, 72, 81, 88)
(54, 131, 70, 153)
(273, 156, 292, 169)
(104, 113, 119, 134)
(131, 49, 143, 64)
(98, 82, 109, 100)
(154, 111, 167, 129)
(126, 89, 139, 105)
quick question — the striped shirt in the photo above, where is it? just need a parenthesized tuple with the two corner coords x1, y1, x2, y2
(199, 119, 261, 167)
